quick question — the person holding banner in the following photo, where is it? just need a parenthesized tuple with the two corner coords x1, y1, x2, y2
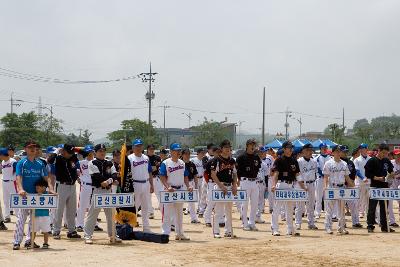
(128, 139, 154, 233)
(159, 143, 192, 241)
(323, 145, 355, 235)
(295, 143, 318, 230)
(388, 149, 400, 227)
(84, 144, 121, 244)
(271, 141, 302, 236)
(12, 140, 54, 250)
(236, 138, 262, 231)
(210, 140, 237, 238)
(365, 143, 395, 233)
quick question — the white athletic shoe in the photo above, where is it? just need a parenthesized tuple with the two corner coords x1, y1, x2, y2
(84, 236, 93, 244)
(272, 231, 281, 236)
(213, 233, 222, 239)
(315, 215, 320, 219)
(337, 229, 349, 235)
(326, 229, 333, 234)
(243, 226, 251, 231)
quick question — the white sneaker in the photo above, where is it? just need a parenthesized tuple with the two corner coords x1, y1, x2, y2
(213, 233, 222, 239)
(337, 229, 349, 235)
(272, 231, 281, 236)
(315, 215, 320, 219)
(84, 236, 93, 244)
(296, 224, 301, 230)
(243, 226, 251, 231)
(326, 229, 333, 234)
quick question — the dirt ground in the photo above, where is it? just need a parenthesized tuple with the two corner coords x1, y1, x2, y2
(1, 180, 400, 267)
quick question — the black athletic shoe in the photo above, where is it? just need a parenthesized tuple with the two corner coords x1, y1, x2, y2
(352, 223, 363, 228)
(390, 223, 399, 228)
(219, 223, 225, 227)
(94, 225, 103, 232)
(12, 244, 20, 250)
(381, 228, 395, 233)
(205, 223, 212, 227)
(97, 218, 102, 222)
(24, 241, 40, 249)
(42, 243, 50, 249)
(367, 227, 374, 233)
(67, 231, 81, 239)
(0, 221, 8, 230)
(10, 211, 14, 216)
(76, 226, 84, 232)
(4, 218, 11, 223)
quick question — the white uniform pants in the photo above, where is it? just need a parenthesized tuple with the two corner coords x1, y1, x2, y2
(198, 178, 207, 214)
(389, 179, 400, 224)
(186, 180, 198, 221)
(325, 186, 345, 231)
(76, 183, 93, 228)
(161, 186, 184, 236)
(315, 177, 324, 216)
(271, 181, 295, 233)
(267, 177, 275, 212)
(295, 182, 316, 226)
(133, 181, 151, 231)
(256, 180, 266, 218)
(212, 184, 233, 235)
(154, 177, 163, 210)
(204, 182, 216, 224)
(13, 209, 32, 245)
(356, 178, 370, 216)
(240, 179, 259, 227)
(2, 180, 17, 219)
(347, 199, 360, 225)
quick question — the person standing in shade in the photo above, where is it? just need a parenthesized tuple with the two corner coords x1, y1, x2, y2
(236, 139, 262, 231)
(365, 143, 395, 233)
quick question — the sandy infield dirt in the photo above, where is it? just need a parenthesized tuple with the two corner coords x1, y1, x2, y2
(1, 179, 400, 267)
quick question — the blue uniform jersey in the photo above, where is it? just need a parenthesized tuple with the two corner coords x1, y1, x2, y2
(16, 158, 48, 194)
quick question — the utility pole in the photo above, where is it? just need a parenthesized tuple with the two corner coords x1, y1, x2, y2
(140, 63, 158, 137)
(342, 107, 345, 129)
(38, 96, 42, 116)
(42, 106, 53, 145)
(10, 92, 22, 114)
(291, 116, 302, 137)
(284, 107, 293, 140)
(163, 103, 170, 146)
(262, 87, 266, 145)
(238, 121, 245, 149)
(182, 113, 192, 128)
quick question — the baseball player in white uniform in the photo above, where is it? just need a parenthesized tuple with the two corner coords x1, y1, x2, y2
(76, 145, 102, 232)
(204, 147, 220, 226)
(353, 143, 371, 218)
(295, 144, 318, 230)
(315, 143, 331, 218)
(128, 139, 154, 233)
(160, 143, 192, 240)
(388, 149, 400, 227)
(266, 148, 276, 214)
(0, 147, 18, 223)
(323, 145, 355, 235)
(191, 148, 206, 216)
(255, 146, 273, 223)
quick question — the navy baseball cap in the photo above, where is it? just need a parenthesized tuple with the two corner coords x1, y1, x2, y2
(94, 144, 106, 152)
(84, 145, 94, 153)
(7, 145, 15, 151)
(0, 147, 9, 156)
(319, 143, 328, 149)
(302, 143, 314, 150)
(359, 143, 368, 149)
(63, 144, 75, 154)
(340, 145, 349, 152)
(282, 141, 293, 149)
(331, 145, 341, 152)
(132, 138, 144, 146)
(259, 146, 267, 152)
(170, 143, 182, 151)
(46, 146, 57, 154)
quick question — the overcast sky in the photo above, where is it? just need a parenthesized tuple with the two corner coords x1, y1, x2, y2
(0, 0, 399, 140)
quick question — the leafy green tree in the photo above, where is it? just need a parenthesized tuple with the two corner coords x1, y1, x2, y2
(352, 119, 372, 143)
(191, 119, 231, 146)
(108, 119, 160, 148)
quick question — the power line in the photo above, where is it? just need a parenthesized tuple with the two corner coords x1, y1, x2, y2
(0, 67, 142, 84)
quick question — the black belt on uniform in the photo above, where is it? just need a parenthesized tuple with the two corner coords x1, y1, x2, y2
(171, 185, 183, 189)
(222, 182, 232, 186)
(57, 181, 75, 185)
(2, 180, 12, 182)
(133, 179, 149, 183)
(82, 182, 92, 186)
(305, 180, 315, 184)
(257, 180, 264, 184)
(332, 183, 344, 187)
(242, 177, 257, 181)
